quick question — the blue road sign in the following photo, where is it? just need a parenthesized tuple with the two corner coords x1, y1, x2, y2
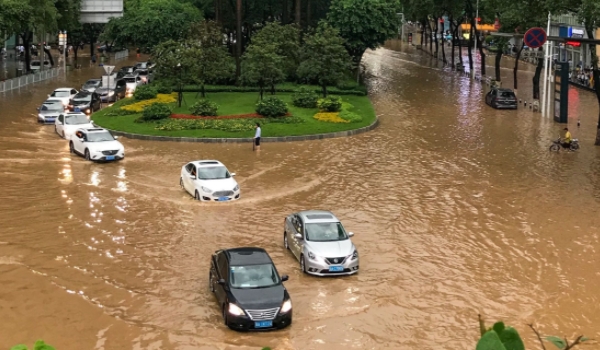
(524, 27, 547, 49)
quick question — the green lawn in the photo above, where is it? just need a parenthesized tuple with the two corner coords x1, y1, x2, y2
(92, 92, 376, 138)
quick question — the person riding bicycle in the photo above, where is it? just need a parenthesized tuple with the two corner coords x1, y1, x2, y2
(561, 127, 572, 148)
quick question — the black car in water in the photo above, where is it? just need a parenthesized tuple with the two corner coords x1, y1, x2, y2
(485, 87, 518, 109)
(68, 91, 101, 114)
(209, 247, 292, 331)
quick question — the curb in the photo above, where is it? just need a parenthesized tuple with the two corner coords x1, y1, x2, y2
(106, 117, 380, 143)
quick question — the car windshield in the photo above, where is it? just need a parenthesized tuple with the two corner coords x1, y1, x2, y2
(52, 91, 70, 97)
(500, 91, 515, 98)
(31, 62, 41, 67)
(229, 264, 280, 289)
(124, 78, 136, 83)
(138, 70, 148, 75)
(65, 115, 89, 125)
(197, 166, 230, 180)
(85, 81, 100, 87)
(41, 103, 63, 111)
(305, 222, 348, 242)
(87, 131, 114, 142)
(74, 94, 92, 102)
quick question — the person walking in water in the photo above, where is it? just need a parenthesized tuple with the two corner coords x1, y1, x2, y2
(253, 122, 261, 151)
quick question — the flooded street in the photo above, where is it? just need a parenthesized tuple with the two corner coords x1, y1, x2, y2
(1, 43, 600, 350)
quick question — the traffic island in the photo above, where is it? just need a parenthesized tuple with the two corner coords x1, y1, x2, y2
(92, 91, 378, 142)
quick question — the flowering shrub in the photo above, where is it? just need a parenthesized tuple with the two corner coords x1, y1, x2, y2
(313, 112, 349, 123)
(190, 99, 219, 116)
(256, 97, 288, 117)
(317, 96, 342, 112)
(121, 93, 177, 113)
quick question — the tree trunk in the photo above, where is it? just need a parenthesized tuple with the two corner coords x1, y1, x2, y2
(584, 26, 600, 145)
(271, 83, 275, 95)
(21, 32, 33, 73)
(532, 52, 543, 99)
(513, 42, 524, 90)
(201, 83, 206, 98)
(433, 19, 439, 58)
(321, 84, 327, 97)
(450, 18, 455, 68)
(470, 17, 485, 76)
(467, 26, 473, 74)
(306, 0, 311, 29)
(259, 83, 264, 100)
(440, 20, 446, 64)
(236, 0, 242, 81)
(295, 0, 301, 26)
(282, 0, 288, 24)
(44, 47, 55, 67)
(428, 21, 433, 55)
(495, 50, 502, 81)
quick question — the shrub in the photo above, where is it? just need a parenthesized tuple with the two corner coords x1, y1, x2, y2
(121, 94, 177, 113)
(256, 97, 288, 117)
(155, 84, 173, 94)
(336, 80, 359, 91)
(190, 99, 219, 116)
(313, 112, 349, 123)
(292, 87, 318, 108)
(134, 85, 158, 100)
(104, 108, 137, 116)
(136, 103, 172, 122)
(317, 96, 342, 112)
(339, 110, 362, 123)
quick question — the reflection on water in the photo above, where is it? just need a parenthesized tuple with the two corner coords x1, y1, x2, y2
(1, 44, 600, 350)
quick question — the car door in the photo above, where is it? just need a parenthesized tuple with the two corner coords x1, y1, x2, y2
(74, 131, 87, 153)
(290, 215, 304, 259)
(214, 253, 229, 305)
(56, 114, 65, 135)
(183, 163, 196, 194)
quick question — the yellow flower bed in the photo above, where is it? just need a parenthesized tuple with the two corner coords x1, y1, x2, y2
(313, 112, 349, 123)
(121, 93, 177, 113)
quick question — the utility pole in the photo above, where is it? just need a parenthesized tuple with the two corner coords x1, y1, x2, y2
(541, 12, 551, 118)
(471, 0, 479, 79)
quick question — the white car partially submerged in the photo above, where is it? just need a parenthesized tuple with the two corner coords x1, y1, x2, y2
(55, 112, 94, 139)
(48, 87, 78, 107)
(69, 128, 125, 162)
(180, 160, 240, 201)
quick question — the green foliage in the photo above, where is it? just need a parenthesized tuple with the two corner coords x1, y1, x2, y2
(477, 330, 507, 350)
(250, 22, 301, 80)
(241, 42, 285, 98)
(327, 0, 400, 63)
(256, 97, 288, 117)
(137, 103, 172, 122)
(100, 0, 202, 49)
(179, 84, 367, 96)
(190, 99, 219, 116)
(155, 116, 302, 132)
(292, 87, 319, 108)
(155, 84, 174, 94)
(545, 336, 567, 349)
(476, 319, 524, 350)
(10, 340, 55, 350)
(339, 110, 362, 123)
(297, 21, 352, 97)
(105, 108, 138, 116)
(134, 85, 158, 100)
(317, 96, 343, 112)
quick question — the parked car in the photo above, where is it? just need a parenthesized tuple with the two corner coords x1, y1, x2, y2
(137, 69, 153, 84)
(48, 87, 78, 106)
(180, 160, 240, 201)
(96, 79, 127, 103)
(118, 66, 136, 75)
(30, 60, 51, 71)
(67, 91, 101, 114)
(81, 79, 102, 93)
(209, 247, 292, 331)
(55, 112, 94, 139)
(69, 128, 124, 162)
(283, 210, 359, 276)
(36, 99, 65, 124)
(485, 87, 518, 109)
(135, 61, 155, 71)
(123, 74, 143, 94)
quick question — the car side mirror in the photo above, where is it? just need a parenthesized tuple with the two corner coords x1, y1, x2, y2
(348, 232, 355, 237)
(281, 275, 289, 282)
(189, 175, 196, 180)
(113, 135, 118, 139)
(230, 172, 236, 176)
(218, 279, 226, 285)
(294, 233, 302, 240)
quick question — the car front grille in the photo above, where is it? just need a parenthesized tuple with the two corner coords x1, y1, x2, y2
(245, 307, 280, 321)
(102, 150, 118, 155)
(325, 256, 347, 265)
(213, 190, 234, 197)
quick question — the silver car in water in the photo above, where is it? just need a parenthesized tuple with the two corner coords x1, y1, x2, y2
(283, 210, 359, 276)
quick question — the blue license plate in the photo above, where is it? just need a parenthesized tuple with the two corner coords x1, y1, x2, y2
(329, 266, 344, 272)
(255, 320, 273, 328)
(218, 196, 229, 201)
(105, 155, 115, 161)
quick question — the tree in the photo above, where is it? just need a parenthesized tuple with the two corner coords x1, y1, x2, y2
(241, 43, 285, 99)
(250, 22, 301, 80)
(327, 0, 399, 80)
(297, 21, 351, 97)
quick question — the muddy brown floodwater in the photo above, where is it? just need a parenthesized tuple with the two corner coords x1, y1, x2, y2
(1, 43, 600, 350)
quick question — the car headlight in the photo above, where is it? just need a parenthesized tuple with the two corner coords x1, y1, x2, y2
(233, 184, 239, 191)
(108, 91, 115, 96)
(307, 251, 316, 260)
(228, 303, 245, 316)
(201, 186, 213, 193)
(280, 299, 292, 313)
(85, 109, 91, 114)
(38, 114, 44, 119)
(350, 250, 358, 260)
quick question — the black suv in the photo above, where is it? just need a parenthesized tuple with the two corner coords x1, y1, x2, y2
(68, 91, 101, 114)
(485, 87, 518, 109)
(209, 247, 292, 331)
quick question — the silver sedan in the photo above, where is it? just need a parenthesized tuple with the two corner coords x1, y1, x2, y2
(283, 210, 359, 276)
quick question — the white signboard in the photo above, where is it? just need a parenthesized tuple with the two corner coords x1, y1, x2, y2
(80, 0, 123, 23)
(103, 65, 115, 75)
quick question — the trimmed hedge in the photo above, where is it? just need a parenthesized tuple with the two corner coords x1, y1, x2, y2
(256, 97, 288, 117)
(178, 85, 367, 96)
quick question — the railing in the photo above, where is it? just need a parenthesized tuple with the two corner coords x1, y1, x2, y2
(114, 49, 129, 60)
(0, 67, 64, 93)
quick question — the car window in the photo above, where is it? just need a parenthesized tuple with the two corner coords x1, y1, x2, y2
(58, 114, 64, 123)
(71, 89, 77, 95)
(65, 114, 90, 125)
(305, 222, 349, 242)
(197, 166, 230, 180)
(87, 131, 115, 142)
(42, 103, 63, 111)
(217, 254, 228, 279)
(229, 264, 280, 289)
(52, 91, 70, 97)
(294, 216, 303, 234)
(500, 91, 515, 98)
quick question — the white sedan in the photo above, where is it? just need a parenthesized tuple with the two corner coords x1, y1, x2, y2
(48, 87, 78, 107)
(180, 160, 240, 201)
(69, 128, 125, 162)
(55, 112, 94, 139)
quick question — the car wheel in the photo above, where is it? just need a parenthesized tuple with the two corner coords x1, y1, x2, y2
(284, 232, 289, 250)
(300, 254, 307, 274)
(84, 149, 90, 161)
(69, 142, 75, 154)
(195, 190, 201, 201)
(222, 305, 228, 326)
(180, 177, 184, 189)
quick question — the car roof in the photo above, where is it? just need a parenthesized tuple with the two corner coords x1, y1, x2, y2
(223, 247, 273, 266)
(297, 210, 339, 223)
(192, 160, 225, 167)
(54, 87, 75, 91)
(78, 128, 106, 133)
(65, 112, 87, 116)
(44, 99, 62, 103)
(86, 79, 101, 82)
